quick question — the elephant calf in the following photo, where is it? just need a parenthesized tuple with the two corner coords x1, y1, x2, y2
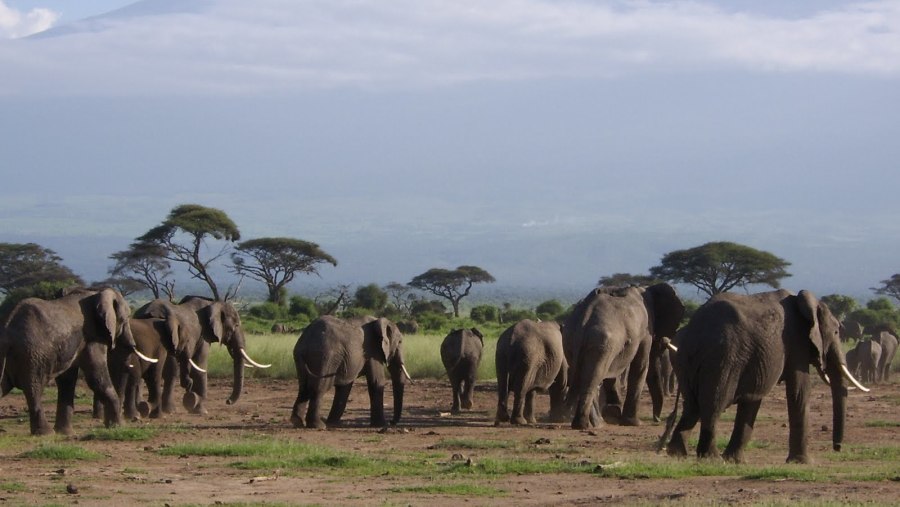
(440, 328, 484, 414)
(495, 320, 567, 425)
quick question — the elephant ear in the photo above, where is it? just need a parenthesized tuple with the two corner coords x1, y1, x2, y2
(204, 303, 225, 344)
(471, 327, 484, 345)
(647, 283, 685, 340)
(95, 289, 119, 348)
(796, 290, 825, 367)
(166, 317, 182, 352)
(376, 318, 393, 362)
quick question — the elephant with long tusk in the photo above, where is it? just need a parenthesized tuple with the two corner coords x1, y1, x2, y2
(666, 289, 869, 464)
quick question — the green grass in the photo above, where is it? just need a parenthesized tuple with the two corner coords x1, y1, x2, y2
(389, 484, 506, 496)
(822, 445, 900, 462)
(20, 443, 102, 461)
(0, 481, 27, 493)
(864, 420, 900, 428)
(83, 427, 157, 441)
(430, 438, 517, 450)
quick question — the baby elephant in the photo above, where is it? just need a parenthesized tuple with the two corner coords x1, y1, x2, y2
(495, 319, 568, 425)
(440, 328, 484, 414)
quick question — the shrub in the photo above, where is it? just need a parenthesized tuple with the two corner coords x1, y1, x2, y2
(417, 311, 450, 331)
(288, 296, 318, 320)
(247, 302, 288, 320)
(470, 305, 500, 324)
(535, 300, 564, 321)
(411, 300, 447, 317)
(501, 308, 537, 324)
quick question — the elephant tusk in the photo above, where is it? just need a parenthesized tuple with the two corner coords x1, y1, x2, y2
(814, 364, 830, 386)
(188, 358, 207, 374)
(840, 364, 870, 392)
(240, 348, 271, 368)
(244, 362, 255, 368)
(401, 363, 413, 382)
(134, 349, 159, 364)
(666, 341, 678, 353)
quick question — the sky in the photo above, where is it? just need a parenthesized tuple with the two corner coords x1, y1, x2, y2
(1, 0, 899, 302)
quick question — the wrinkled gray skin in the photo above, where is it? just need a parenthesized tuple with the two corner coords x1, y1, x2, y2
(853, 339, 882, 384)
(292, 316, 407, 428)
(93, 317, 172, 420)
(495, 320, 568, 425)
(667, 290, 853, 464)
(845, 347, 860, 377)
(133, 296, 249, 415)
(563, 284, 684, 429)
(873, 331, 898, 383)
(440, 328, 484, 414)
(0, 288, 136, 435)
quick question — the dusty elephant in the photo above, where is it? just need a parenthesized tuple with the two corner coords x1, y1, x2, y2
(0, 288, 144, 435)
(563, 284, 684, 429)
(133, 296, 270, 415)
(291, 316, 410, 428)
(440, 327, 484, 414)
(666, 289, 869, 464)
(853, 339, 882, 384)
(873, 331, 898, 383)
(495, 319, 568, 425)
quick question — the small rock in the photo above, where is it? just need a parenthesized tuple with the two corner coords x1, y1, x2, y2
(66, 484, 79, 494)
(821, 425, 829, 432)
(534, 437, 551, 445)
(451, 453, 466, 461)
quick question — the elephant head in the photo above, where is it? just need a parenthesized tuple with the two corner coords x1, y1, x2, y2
(643, 283, 686, 345)
(363, 317, 409, 425)
(198, 301, 269, 405)
(92, 287, 136, 351)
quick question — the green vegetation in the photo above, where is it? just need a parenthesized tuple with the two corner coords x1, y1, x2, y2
(20, 443, 101, 461)
(389, 484, 506, 497)
(83, 427, 157, 441)
(864, 420, 900, 428)
(0, 481, 27, 493)
(431, 439, 517, 450)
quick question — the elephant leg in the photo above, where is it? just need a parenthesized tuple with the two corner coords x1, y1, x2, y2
(599, 378, 623, 424)
(511, 387, 528, 425)
(290, 374, 310, 428)
(326, 383, 354, 427)
(667, 395, 699, 458)
(140, 365, 159, 418)
(91, 394, 103, 419)
(304, 376, 329, 429)
(723, 398, 763, 463)
(450, 375, 462, 414)
(696, 404, 723, 459)
(783, 366, 812, 464)
(366, 377, 387, 427)
(524, 390, 537, 424)
(185, 348, 209, 416)
(621, 348, 650, 426)
(647, 359, 664, 423)
(22, 379, 52, 436)
(462, 374, 476, 410)
(80, 347, 123, 429)
(547, 368, 569, 423)
(53, 366, 79, 435)
(159, 356, 177, 416)
(495, 370, 511, 424)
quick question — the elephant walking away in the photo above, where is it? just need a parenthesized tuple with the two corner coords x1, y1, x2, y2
(292, 316, 410, 428)
(563, 284, 684, 429)
(854, 339, 882, 384)
(666, 290, 869, 464)
(495, 320, 568, 425)
(873, 331, 898, 383)
(133, 296, 270, 415)
(0, 288, 145, 435)
(440, 328, 484, 414)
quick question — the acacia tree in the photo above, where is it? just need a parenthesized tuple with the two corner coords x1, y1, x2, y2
(649, 241, 790, 299)
(108, 242, 175, 300)
(597, 272, 661, 288)
(0, 242, 83, 295)
(408, 265, 495, 317)
(137, 204, 240, 301)
(230, 237, 337, 304)
(873, 274, 900, 304)
(384, 282, 419, 317)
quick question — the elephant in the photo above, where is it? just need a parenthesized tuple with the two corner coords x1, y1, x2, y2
(845, 346, 860, 377)
(291, 316, 410, 428)
(839, 319, 864, 343)
(440, 327, 484, 414)
(495, 319, 568, 425)
(873, 331, 898, 383)
(133, 296, 270, 415)
(271, 323, 289, 334)
(397, 320, 419, 334)
(0, 287, 147, 435)
(563, 283, 684, 429)
(854, 339, 882, 384)
(666, 289, 869, 464)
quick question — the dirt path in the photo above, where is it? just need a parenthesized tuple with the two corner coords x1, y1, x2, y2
(0, 376, 898, 505)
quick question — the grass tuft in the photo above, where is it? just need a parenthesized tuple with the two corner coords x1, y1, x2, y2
(83, 427, 157, 441)
(389, 484, 506, 496)
(20, 443, 102, 461)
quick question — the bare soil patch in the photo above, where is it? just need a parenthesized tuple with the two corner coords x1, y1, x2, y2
(0, 376, 898, 506)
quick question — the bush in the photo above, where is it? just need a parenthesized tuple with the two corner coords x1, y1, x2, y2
(417, 311, 450, 331)
(247, 302, 288, 321)
(411, 300, 447, 317)
(535, 300, 564, 321)
(288, 296, 318, 320)
(353, 284, 388, 312)
(501, 308, 537, 324)
(470, 304, 499, 324)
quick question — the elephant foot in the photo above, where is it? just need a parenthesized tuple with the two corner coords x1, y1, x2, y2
(786, 454, 811, 464)
(462, 399, 473, 410)
(326, 418, 345, 428)
(450, 406, 461, 415)
(510, 415, 528, 425)
(722, 451, 745, 464)
(138, 402, 151, 419)
(290, 414, 304, 428)
(666, 444, 687, 458)
(600, 404, 623, 424)
(619, 416, 641, 427)
(572, 414, 593, 430)
(369, 419, 387, 428)
(307, 419, 326, 430)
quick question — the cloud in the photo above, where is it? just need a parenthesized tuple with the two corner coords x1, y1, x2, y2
(0, 0, 898, 95)
(0, 0, 58, 39)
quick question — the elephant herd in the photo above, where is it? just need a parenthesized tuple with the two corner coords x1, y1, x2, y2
(0, 284, 884, 465)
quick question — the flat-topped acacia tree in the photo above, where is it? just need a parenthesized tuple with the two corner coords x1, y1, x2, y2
(408, 265, 495, 317)
(231, 237, 337, 304)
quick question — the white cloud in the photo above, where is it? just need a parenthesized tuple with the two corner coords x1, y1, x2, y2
(0, 0, 58, 39)
(0, 0, 898, 95)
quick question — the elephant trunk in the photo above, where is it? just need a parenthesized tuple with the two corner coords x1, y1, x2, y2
(226, 347, 245, 405)
(389, 356, 406, 425)
(825, 355, 847, 452)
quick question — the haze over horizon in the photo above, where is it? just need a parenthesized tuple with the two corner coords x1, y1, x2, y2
(1, 0, 898, 302)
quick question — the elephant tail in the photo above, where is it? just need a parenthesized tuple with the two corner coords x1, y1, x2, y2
(301, 360, 338, 380)
(656, 388, 680, 453)
(0, 338, 8, 393)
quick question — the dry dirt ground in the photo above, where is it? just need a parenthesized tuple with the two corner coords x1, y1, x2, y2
(0, 375, 898, 506)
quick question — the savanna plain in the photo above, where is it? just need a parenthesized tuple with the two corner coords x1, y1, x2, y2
(0, 333, 898, 507)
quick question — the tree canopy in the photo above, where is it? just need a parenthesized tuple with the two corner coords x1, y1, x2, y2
(230, 237, 337, 303)
(408, 265, 495, 317)
(109, 241, 174, 300)
(597, 272, 661, 288)
(353, 283, 388, 312)
(0, 242, 82, 295)
(137, 204, 240, 301)
(872, 274, 900, 304)
(649, 241, 791, 298)
(820, 294, 858, 321)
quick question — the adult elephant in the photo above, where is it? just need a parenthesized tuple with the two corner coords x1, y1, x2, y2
(440, 327, 484, 414)
(873, 331, 898, 383)
(495, 319, 568, 425)
(563, 284, 684, 429)
(133, 296, 269, 415)
(666, 289, 869, 464)
(0, 288, 147, 435)
(291, 316, 410, 428)
(854, 339, 882, 384)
